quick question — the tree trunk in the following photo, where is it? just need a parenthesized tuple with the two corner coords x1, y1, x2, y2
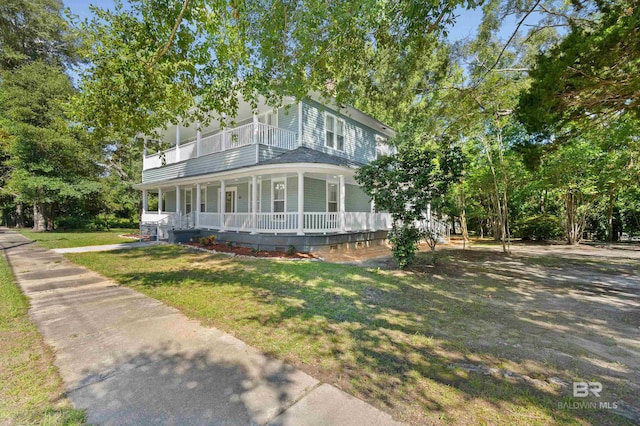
(15, 201, 24, 228)
(607, 191, 614, 242)
(459, 180, 469, 243)
(565, 189, 583, 245)
(33, 202, 46, 232)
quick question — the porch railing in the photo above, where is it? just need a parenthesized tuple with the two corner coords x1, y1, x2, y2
(140, 211, 450, 240)
(143, 122, 298, 170)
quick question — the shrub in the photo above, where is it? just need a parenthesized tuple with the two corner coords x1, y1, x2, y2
(286, 245, 296, 255)
(56, 216, 91, 230)
(515, 215, 564, 241)
(388, 223, 422, 268)
(198, 235, 216, 246)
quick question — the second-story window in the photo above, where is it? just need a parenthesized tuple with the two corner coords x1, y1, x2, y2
(259, 110, 278, 127)
(325, 112, 345, 151)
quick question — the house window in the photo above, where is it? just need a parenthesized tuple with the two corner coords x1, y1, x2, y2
(327, 183, 338, 212)
(325, 112, 345, 151)
(185, 189, 192, 214)
(272, 180, 286, 213)
(258, 110, 278, 127)
(200, 186, 206, 213)
(249, 181, 261, 212)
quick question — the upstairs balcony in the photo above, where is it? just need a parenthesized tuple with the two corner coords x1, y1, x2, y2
(143, 122, 298, 171)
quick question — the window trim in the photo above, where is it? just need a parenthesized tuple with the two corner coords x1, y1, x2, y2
(326, 180, 338, 213)
(200, 185, 207, 213)
(258, 109, 278, 127)
(249, 180, 262, 213)
(324, 112, 345, 152)
(271, 178, 287, 213)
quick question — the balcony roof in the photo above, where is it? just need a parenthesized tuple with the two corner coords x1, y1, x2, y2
(258, 147, 365, 169)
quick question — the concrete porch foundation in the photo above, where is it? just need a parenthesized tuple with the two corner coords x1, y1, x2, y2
(168, 229, 389, 253)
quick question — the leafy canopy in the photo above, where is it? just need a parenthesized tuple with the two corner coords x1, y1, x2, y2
(74, 0, 471, 138)
(356, 142, 462, 267)
(518, 0, 640, 133)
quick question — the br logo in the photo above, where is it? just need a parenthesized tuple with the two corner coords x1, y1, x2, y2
(573, 381, 602, 398)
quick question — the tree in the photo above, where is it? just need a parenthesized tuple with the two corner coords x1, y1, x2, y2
(1, 61, 103, 230)
(518, 1, 640, 133)
(0, 0, 75, 70)
(356, 142, 461, 268)
(74, 0, 471, 138)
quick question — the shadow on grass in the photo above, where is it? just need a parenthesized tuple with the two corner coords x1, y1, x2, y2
(74, 245, 638, 424)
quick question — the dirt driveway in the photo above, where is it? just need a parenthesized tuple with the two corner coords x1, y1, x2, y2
(358, 240, 640, 423)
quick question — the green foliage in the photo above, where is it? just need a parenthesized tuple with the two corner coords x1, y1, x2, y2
(286, 245, 296, 256)
(0, 0, 76, 70)
(198, 235, 216, 246)
(388, 223, 422, 268)
(515, 215, 564, 241)
(518, 1, 640, 132)
(356, 143, 461, 267)
(74, 0, 469, 138)
(0, 61, 104, 229)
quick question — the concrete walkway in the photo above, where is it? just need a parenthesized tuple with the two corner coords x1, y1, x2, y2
(52, 241, 161, 254)
(0, 228, 401, 426)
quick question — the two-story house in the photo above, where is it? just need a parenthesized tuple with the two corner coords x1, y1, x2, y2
(135, 95, 403, 252)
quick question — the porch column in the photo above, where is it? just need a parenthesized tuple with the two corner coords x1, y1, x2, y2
(220, 179, 226, 231)
(251, 175, 258, 235)
(142, 190, 148, 215)
(297, 172, 304, 235)
(339, 174, 345, 233)
(157, 188, 163, 214)
(175, 124, 181, 162)
(195, 183, 201, 228)
(196, 123, 201, 157)
(175, 186, 181, 215)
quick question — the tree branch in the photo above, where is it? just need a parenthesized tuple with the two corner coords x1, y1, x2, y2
(148, 0, 191, 68)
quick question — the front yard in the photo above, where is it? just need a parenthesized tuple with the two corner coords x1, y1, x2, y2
(19, 228, 137, 249)
(67, 243, 640, 425)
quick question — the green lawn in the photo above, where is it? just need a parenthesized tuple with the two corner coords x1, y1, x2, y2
(0, 254, 85, 425)
(19, 228, 137, 249)
(67, 245, 638, 425)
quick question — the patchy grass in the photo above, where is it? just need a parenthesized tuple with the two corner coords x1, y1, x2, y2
(66, 245, 639, 425)
(19, 228, 136, 249)
(0, 253, 85, 424)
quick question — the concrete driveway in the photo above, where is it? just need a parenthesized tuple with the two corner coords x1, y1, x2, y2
(0, 229, 400, 425)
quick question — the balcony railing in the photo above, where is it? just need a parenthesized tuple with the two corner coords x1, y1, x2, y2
(143, 122, 298, 170)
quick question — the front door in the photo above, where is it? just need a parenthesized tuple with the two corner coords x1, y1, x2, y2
(184, 188, 192, 214)
(225, 189, 236, 213)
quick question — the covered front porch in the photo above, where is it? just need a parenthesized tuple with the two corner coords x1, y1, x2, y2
(139, 165, 391, 236)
